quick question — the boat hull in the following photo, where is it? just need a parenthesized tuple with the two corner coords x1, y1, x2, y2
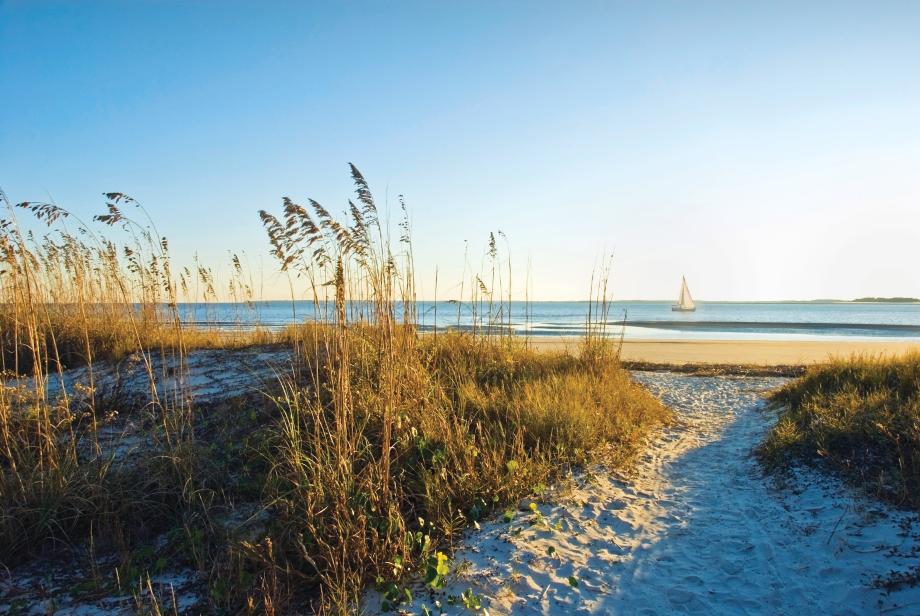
(671, 306, 696, 312)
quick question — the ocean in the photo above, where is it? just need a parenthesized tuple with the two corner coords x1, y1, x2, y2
(178, 300, 920, 341)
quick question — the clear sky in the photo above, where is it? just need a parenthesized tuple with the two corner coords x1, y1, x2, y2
(2, 1, 919, 301)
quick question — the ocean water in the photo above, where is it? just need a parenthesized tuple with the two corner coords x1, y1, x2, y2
(179, 300, 920, 341)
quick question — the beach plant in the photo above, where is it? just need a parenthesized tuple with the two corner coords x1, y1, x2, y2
(459, 587, 483, 610)
(0, 166, 669, 614)
(0, 188, 278, 614)
(243, 167, 669, 612)
(760, 353, 920, 508)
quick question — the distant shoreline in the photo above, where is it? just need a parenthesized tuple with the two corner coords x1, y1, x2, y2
(850, 297, 920, 304)
(158, 299, 920, 305)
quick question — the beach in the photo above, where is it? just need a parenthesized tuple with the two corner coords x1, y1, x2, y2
(529, 337, 920, 365)
(8, 345, 920, 613)
(365, 371, 920, 615)
(7, 4, 920, 612)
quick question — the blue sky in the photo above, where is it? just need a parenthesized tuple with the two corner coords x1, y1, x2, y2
(2, 1, 919, 300)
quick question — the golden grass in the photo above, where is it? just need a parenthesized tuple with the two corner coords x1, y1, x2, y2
(0, 169, 669, 613)
(759, 353, 920, 508)
(251, 331, 667, 612)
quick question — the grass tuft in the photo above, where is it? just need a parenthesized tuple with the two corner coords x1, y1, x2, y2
(1, 169, 669, 613)
(759, 353, 920, 508)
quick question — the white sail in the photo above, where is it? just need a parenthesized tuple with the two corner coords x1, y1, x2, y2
(673, 276, 696, 311)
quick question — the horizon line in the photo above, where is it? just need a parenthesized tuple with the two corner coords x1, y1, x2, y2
(171, 297, 920, 305)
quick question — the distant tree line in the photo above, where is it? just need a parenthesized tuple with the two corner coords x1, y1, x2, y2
(852, 297, 920, 303)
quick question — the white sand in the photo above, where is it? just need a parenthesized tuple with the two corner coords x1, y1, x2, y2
(0, 564, 201, 615)
(366, 372, 920, 615)
(529, 337, 920, 365)
(9, 356, 920, 613)
(23, 345, 294, 405)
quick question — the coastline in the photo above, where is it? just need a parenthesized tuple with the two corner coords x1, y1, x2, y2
(527, 336, 920, 366)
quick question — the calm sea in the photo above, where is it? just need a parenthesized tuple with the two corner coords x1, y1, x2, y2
(179, 301, 920, 341)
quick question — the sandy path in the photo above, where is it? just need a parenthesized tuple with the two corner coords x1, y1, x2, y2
(368, 372, 920, 615)
(528, 338, 920, 365)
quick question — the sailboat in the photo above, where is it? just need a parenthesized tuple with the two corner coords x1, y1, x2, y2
(672, 276, 696, 312)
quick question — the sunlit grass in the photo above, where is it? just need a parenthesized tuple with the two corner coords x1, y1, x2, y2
(0, 168, 668, 613)
(760, 353, 920, 508)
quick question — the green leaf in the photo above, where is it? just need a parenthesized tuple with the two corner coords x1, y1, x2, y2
(425, 551, 450, 589)
(436, 552, 450, 577)
(568, 576, 579, 588)
(460, 587, 482, 609)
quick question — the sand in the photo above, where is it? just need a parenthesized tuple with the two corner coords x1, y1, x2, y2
(8, 349, 920, 612)
(33, 345, 294, 404)
(10, 346, 920, 615)
(365, 372, 920, 614)
(529, 337, 920, 365)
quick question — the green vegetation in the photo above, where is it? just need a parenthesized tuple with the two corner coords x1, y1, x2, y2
(0, 168, 668, 613)
(852, 297, 920, 303)
(759, 353, 920, 508)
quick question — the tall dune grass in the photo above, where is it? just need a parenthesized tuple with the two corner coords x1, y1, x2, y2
(0, 191, 241, 575)
(0, 168, 668, 613)
(760, 353, 920, 508)
(241, 166, 667, 612)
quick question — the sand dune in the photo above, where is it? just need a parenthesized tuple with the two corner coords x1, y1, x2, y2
(366, 372, 920, 615)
